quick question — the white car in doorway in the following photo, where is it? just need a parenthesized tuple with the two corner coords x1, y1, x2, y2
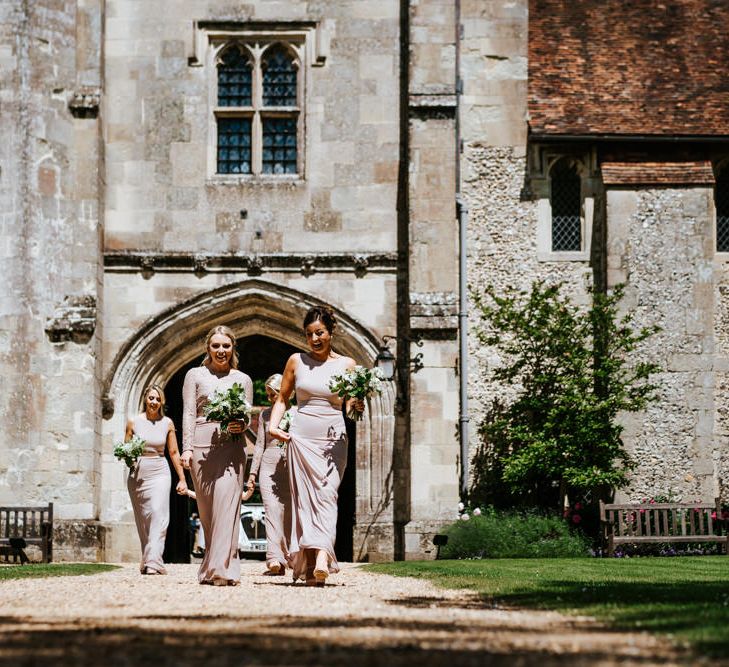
(239, 503, 267, 558)
(190, 503, 267, 558)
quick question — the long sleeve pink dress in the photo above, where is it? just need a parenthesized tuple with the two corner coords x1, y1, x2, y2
(127, 415, 173, 574)
(287, 353, 350, 580)
(182, 365, 253, 584)
(250, 407, 292, 567)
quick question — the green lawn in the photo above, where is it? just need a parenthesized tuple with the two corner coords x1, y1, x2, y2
(368, 558, 729, 659)
(0, 563, 119, 580)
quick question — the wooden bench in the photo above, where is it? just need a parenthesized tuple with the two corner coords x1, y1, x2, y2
(0, 504, 53, 564)
(599, 499, 728, 557)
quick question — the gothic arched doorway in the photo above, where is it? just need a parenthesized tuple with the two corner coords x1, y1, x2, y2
(101, 279, 395, 564)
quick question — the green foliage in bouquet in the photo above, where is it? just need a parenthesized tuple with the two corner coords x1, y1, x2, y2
(113, 434, 146, 469)
(204, 382, 252, 441)
(275, 408, 295, 450)
(328, 366, 385, 421)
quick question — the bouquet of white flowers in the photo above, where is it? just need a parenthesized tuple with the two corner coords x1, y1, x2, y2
(113, 434, 146, 470)
(328, 366, 385, 421)
(275, 408, 295, 450)
(204, 383, 252, 442)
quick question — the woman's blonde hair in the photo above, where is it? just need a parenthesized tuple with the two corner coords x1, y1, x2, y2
(141, 384, 166, 414)
(202, 325, 239, 369)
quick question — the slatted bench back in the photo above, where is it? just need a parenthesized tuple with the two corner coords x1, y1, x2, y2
(0, 505, 53, 541)
(599, 499, 727, 548)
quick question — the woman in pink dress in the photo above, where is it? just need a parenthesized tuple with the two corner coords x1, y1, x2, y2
(180, 325, 253, 586)
(246, 373, 293, 575)
(125, 384, 187, 574)
(269, 306, 363, 586)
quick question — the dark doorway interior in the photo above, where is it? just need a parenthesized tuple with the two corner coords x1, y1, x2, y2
(336, 411, 357, 562)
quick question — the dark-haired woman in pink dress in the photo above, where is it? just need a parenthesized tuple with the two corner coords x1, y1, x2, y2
(269, 306, 363, 586)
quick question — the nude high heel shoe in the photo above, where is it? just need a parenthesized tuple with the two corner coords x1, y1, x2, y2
(313, 550, 329, 586)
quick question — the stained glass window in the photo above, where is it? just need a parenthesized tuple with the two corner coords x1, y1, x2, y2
(217, 117, 252, 174)
(217, 47, 252, 107)
(262, 46, 297, 107)
(551, 160, 582, 252)
(716, 168, 729, 252)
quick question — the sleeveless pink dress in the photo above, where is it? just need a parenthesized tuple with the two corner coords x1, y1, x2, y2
(287, 353, 350, 580)
(250, 407, 293, 567)
(182, 366, 253, 584)
(127, 415, 173, 574)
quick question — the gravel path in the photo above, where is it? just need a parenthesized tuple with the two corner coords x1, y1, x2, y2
(0, 562, 690, 666)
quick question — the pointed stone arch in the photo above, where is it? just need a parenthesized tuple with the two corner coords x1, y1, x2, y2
(100, 279, 395, 560)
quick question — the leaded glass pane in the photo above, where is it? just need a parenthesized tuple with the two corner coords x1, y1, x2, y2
(551, 161, 582, 252)
(716, 171, 729, 252)
(217, 117, 252, 174)
(262, 117, 297, 174)
(217, 47, 252, 107)
(262, 46, 297, 107)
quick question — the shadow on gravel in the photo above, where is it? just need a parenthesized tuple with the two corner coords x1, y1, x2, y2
(386, 594, 500, 611)
(0, 614, 677, 667)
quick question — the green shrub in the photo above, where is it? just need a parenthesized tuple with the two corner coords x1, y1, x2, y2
(441, 508, 591, 559)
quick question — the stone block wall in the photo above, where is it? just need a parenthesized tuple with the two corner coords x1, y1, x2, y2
(0, 0, 104, 522)
(403, 0, 460, 558)
(103, 0, 399, 256)
(607, 187, 726, 502)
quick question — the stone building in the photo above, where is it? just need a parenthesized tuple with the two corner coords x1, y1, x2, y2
(463, 0, 729, 505)
(1, 0, 727, 562)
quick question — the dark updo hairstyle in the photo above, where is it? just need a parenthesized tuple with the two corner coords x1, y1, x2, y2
(303, 305, 337, 334)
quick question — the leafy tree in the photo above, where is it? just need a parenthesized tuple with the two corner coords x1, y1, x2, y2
(470, 281, 660, 510)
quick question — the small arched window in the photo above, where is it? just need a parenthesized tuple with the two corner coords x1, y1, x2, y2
(215, 46, 253, 174)
(550, 159, 582, 252)
(716, 166, 729, 252)
(262, 45, 298, 107)
(261, 45, 299, 175)
(217, 46, 252, 107)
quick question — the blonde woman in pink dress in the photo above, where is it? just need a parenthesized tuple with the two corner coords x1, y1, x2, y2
(269, 306, 363, 586)
(246, 373, 293, 575)
(180, 325, 253, 586)
(125, 384, 187, 575)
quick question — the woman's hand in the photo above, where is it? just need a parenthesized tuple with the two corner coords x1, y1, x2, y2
(269, 427, 291, 442)
(227, 420, 245, 434)
(353, 398, 365, 413)
(241, 478, 255, 502)
(180, 451, 192, 470)
(176, 480, 188, 495)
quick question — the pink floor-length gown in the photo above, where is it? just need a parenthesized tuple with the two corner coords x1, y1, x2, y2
(250, 407, 293, 566)
(287, 353, 350, 580)
(182, 365, 253, 584)
(127, 415, 173, 574)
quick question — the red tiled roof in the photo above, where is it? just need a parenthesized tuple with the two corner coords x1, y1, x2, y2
(529, 0, 729, 137)
(601, 161, 715, 185)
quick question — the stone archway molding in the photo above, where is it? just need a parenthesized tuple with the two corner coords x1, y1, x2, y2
(102, 278, 386, 419)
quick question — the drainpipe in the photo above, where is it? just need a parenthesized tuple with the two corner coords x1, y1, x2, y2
(457, 197, 469, 501)
(455, 0, 469, 500)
